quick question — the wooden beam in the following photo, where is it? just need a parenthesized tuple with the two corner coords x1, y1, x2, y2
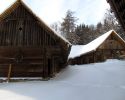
(7, 64, 12, 82)
(93, 52, 95, 63)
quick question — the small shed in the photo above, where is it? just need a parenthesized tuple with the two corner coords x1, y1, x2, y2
(68, 30, 125, 65)
(0, 0, 71, 79)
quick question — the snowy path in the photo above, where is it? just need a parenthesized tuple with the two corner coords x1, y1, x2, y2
(0, 59, 125, 100)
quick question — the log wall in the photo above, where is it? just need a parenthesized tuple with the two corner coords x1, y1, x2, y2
(0, 3, 69, 78)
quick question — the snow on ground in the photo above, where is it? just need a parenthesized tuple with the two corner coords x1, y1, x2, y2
(0, 59, 125, 100)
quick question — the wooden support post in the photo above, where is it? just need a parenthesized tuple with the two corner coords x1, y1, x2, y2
(93, 52, 95, 63)
(102, 49, 105, 61)
(7, 64, 12, 82)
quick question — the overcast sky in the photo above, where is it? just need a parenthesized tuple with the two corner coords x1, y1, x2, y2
(0, 0, 110, 25)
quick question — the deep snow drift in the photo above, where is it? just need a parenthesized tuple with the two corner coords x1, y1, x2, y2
(0, 59, 125, 100)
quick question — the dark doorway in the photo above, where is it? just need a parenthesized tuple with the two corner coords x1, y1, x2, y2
(48, 59, 52, 77)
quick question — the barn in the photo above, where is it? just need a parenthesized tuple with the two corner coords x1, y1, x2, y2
(0, 0, 71, 79)
(68, 30, 125, 65)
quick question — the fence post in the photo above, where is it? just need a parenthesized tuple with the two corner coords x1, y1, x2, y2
(7, 64, 12, 82)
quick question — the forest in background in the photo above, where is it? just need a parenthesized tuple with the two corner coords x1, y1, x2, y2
(51, 9, 125, 45)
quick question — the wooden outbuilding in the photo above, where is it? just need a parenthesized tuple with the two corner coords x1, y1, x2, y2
(0, 0, 71, 79)
(68, 30, 125, 65)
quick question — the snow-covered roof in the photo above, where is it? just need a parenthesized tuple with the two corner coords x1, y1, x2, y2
(69, 30, 125, 59)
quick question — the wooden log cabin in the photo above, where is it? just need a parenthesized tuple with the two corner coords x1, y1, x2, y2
(0, 0, 71, 78)
(68, 30, 125, 65)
